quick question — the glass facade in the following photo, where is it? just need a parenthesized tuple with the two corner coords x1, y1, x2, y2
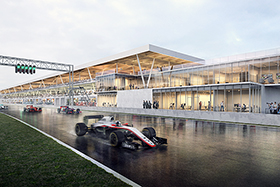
(93, 54, 279, 113)
(94, 55, 279, 90)
(153, 83, 261, 113)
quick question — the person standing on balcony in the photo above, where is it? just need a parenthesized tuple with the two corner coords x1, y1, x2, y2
(220, 101, 224, 111)
(273, 102, 278, 114)
(208, 101, 211, 111)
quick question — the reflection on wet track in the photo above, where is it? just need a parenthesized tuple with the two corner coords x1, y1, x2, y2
(3, 105, 280, 187)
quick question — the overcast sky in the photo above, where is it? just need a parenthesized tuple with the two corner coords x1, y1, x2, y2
(0, 0, 280, 90)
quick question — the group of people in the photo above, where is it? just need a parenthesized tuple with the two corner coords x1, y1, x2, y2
(143, 100, 159, 109)
(268, 102, 280, 114)
(129, 84, 139, 89)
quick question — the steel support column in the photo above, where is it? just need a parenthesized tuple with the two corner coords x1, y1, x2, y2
(136, 54, 145, 88)
(249, 85, 251, 113)
(59, 75, 64, 84)
(42, 80, 46, 88)
(87, 67, 93, 81)
(147, 58, 155, 88)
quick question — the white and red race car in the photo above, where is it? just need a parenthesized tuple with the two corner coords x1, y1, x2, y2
(75, 115, 167, 150)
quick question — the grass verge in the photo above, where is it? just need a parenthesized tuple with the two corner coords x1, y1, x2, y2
(0, 113, 130, 187)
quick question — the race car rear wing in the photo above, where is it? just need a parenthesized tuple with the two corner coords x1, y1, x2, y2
(83, 115, 104, 124)
(83, 115, 116, 124)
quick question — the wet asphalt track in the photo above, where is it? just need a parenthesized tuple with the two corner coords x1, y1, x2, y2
(3, 105, 280, 187)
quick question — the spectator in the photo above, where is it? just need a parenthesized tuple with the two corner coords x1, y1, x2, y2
(208, 101, 211, 111)
(269, 102, 273, 114)
(156, 101, 159, 109)
(180, 103, 185, 110)
(143, 100, 146, 109)
(242, 104, 246, 112)
(273, 102, 278, 114)
(220, 101, 224, 111)
(199, 101, 202, 110)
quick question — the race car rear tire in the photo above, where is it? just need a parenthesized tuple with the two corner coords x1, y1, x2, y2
(75, 123, 88, 136)
(142, 127, 156, 139)
(109, 131, 125, 147)
(76, 109, 80, 114)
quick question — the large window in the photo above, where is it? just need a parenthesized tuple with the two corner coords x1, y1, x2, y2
(214, 65, 220, 84)
(219, 64, 226, 84)
(270, 56, 279, 84)
(232, 62, 240, 83)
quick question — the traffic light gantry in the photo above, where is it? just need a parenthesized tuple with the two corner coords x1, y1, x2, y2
(15, 64, 36, 74)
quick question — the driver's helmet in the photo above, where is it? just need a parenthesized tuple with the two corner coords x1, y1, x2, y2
(115, 121, 121, 126)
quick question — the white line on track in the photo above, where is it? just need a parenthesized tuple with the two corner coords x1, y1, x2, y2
(2, 112, 141, 187)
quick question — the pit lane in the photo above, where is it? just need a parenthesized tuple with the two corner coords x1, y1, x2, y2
(3, 105, 280, 187)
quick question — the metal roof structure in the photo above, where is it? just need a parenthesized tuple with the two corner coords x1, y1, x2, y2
(0, 44, 204, 94)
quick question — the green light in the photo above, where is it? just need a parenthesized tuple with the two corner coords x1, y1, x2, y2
(25, 66, 28, 69)
(17, 65, 20, 68)
(33, 67, 36, 70)
(29, 67, 32, 69)
(21, 66, 24, 69)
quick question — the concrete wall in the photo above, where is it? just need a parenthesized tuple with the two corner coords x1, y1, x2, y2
(117, 89, 152, 108)
(3, 101, 280, 125)
(90, 106, 280, 126)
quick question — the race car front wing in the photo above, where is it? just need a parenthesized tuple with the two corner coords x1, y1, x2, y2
(152, 136, 168, 146)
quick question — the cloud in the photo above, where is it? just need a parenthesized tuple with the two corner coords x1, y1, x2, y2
(0, 0, 280, 90)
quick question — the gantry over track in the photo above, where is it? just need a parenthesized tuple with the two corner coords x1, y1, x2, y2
(0, 55, 72, 72)
(0, 55, 74, 104)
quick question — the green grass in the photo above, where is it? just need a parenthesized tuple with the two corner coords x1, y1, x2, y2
(0, 113, 131, 187)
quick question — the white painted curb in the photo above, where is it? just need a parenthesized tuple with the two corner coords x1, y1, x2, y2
(2, 112, 141, 187)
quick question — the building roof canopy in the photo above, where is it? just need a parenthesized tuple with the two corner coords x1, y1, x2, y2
(1, 44, 204, 94)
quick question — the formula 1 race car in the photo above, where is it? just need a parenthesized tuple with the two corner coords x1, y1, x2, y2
(75, 115, 167, 150)
(23, 105, 42, 113)
(57, 106, 81, 114)
(0, 104, 8, 109)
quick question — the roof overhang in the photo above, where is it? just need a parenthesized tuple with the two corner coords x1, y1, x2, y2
(0, 44, 205, 94)
(75, 44, 204, 71)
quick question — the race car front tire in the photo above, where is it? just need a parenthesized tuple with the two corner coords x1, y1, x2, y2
(75, 123, 88, 136)
(142, 127, 156, 139)
(109, 131, 125, 147)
